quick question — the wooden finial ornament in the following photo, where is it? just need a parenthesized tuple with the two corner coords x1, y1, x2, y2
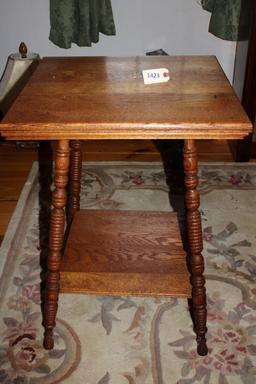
(19, 42, 27, 58)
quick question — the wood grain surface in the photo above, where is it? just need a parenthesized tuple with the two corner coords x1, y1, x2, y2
(61, 210, 190, 297)
(0, 56, 252, 140)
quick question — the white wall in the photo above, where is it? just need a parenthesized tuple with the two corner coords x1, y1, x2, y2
(0, 0, 236, 82)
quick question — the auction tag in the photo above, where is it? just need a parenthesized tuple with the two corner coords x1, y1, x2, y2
(142, 68, 170, 84)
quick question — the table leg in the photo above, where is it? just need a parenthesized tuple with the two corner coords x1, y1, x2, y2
(68, 140, 82, 223)
(183, 139, 208, 356)
(43, 139, 70, 349)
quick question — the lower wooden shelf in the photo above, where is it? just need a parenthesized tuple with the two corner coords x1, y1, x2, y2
(60, 210, 191, 297)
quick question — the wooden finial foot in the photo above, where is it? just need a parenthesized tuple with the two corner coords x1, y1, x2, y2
(197, 337, 208, 356)
(43, 330, 54, 350)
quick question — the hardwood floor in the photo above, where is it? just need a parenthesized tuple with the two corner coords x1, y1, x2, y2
(0, 139, 233, 243)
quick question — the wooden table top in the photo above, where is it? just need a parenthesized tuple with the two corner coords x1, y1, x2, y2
(0, 56, 252, 140)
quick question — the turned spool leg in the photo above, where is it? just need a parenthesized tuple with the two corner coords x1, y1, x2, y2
(68, 140, 82, 223)
(43, 140, 70, 349)
(183, 139, 208, 356)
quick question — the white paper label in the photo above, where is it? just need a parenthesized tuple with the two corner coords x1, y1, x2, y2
(142, 68, 170, 84)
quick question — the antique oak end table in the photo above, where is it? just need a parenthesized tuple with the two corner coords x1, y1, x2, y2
(0, 56, 252, 356)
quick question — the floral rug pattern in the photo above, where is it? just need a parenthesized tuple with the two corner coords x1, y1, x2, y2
(0, 162, 256, 383)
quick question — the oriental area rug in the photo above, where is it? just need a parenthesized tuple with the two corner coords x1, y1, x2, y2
(0, 162, 256, 384)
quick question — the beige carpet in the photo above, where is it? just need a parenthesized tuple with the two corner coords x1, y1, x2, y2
(0, 162, 256, 383)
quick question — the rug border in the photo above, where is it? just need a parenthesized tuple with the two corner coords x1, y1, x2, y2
(0, 162, 38, 282)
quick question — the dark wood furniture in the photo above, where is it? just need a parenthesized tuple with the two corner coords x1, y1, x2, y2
(233, 0, 256, 160)
(0, 56, 252, 357)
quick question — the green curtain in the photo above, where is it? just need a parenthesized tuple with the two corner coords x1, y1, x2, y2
(201, 0, 250, 41)
(49, 0, 116, 48)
